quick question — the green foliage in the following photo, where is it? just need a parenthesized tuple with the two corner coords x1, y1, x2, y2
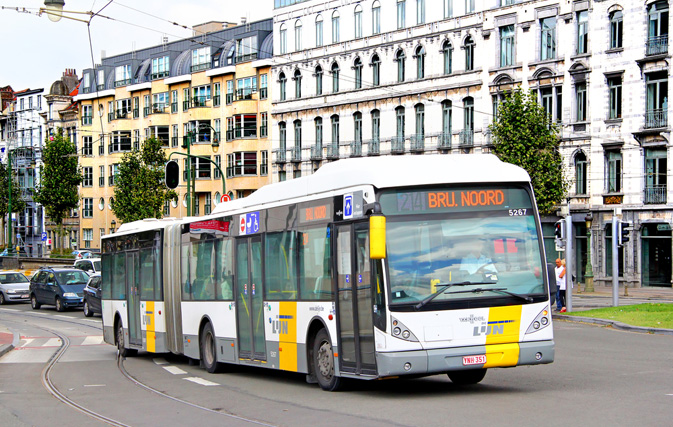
(112, 138, 178, 223)
(34, 128, 82, 227)
(0, 161, 26, 218)
(489, 89, 569, 215)
(564, 304, 673, 329)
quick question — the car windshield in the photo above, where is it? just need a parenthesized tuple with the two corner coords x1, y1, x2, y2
(55, 271, 90, 285)
(381, 186, 545, 305)
(0, 273, 28, 283)
(93, 261, 102, 271)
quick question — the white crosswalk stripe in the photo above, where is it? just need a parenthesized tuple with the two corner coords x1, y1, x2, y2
(183, 377, 219, 386)
(43, 338, 61, 347)
(163, 366, 187, 375)
(81, 335, 104, 346)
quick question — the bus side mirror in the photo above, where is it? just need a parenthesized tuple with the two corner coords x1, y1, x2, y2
(370, 215, 386, 260)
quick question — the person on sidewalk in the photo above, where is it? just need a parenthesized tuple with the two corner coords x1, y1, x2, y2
(555, 258, 566, 311)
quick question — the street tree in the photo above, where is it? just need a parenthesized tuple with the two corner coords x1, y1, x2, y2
(489, 89, 569, 215)
(112, 137, 177, 223)
(0, 161, 27, 247)
(34, 128, 82, 249)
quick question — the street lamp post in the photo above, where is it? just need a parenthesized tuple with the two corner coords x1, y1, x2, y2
(7, 148, 13, 255)
(111, 219, 116, 233)
(584, 213, 594, 293)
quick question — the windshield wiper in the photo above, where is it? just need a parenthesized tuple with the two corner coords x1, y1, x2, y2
(414, 282, 493, 310)
(445, 287, 533, 303)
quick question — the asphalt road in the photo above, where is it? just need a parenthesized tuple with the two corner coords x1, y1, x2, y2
(0, 304, 672, 426)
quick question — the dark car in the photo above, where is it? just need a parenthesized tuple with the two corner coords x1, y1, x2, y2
(29, 267, 90, 312)
(82, 273, 102, 317)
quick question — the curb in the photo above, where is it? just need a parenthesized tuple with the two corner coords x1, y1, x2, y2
(553, 314, 673, 336)
(0, 330, 19, 358)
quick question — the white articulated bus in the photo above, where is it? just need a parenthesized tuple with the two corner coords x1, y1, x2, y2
(101, 154, 555, 391)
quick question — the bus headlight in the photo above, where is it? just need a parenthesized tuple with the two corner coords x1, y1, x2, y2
(525, 308, 551, 334)
(390, 316, 419, 342)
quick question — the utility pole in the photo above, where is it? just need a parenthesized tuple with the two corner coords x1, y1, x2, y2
(565, 215, 573, 312)
(7, 148, 12, 255)
(612, 216, 619, 307)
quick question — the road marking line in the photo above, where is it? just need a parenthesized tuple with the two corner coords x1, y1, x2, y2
(153, 358, 168, 365)
(55, 315, 72, 318)
(163, 366, 187, 375)
(84, 384, 107, 387)
(183, 377, 219, 386)
(81, 335, 104, 346)
(20, 339, 34, 347)
(43, 338, 61, 347)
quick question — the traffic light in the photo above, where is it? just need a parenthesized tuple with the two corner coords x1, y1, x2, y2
(554, 220, 566, 248)
(618, 220, 632, 246)
(165, 160, 180, 189)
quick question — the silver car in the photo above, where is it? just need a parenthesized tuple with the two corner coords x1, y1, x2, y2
(0, 271, 31, 304)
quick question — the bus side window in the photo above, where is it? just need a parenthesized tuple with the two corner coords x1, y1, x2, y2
(216, 239, 234, 300)
(299, 226, 332, 300)
(265, 231, 298, 300)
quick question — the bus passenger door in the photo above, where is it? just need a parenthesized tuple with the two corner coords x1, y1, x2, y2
(335, 223, 377, 375)
(126, 251, 142, 346)
(235, 236, 266, 361)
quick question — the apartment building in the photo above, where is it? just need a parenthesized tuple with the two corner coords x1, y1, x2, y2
(75, 19, 273, 250)
(271, 0, 672, 288)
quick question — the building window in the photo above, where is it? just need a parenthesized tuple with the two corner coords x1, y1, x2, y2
(371, 54, 381, 86)
(396, 49, 405, 82)
(83, 229, 93, 249)
(331, 115, 339, 146)
(261, 151, 268, 176)
(315, 65, 323, 95)
(608, 76, 622, 120)
(397, 0, 406, 29)
(316, 14, 323, 47)
(606, 150, 622, 193)
(191, 47, 211, 72)
(279, 122, 287, 154)
(279, 72, 287, 101)
(372, 1, 381, 34)
(574, 151, 587, 195)
(226, 152, 257, 177)
(280, 24, 287, 54)
(99, 165, 105, 187)
(331, 62, 340, 93)
(295, 20, 302, 51)
(442, 40, 453, 74)
(294, 119, 302, 153)
(415, 46, 425, 79)
(500, 25, 514, 67)
(83, 167, 93, 187)
(354, 112, 363, 144)
(371, 109, 380, 143)
(442, 100, 452, 147)
(315, 117, 323, 152)
(645, 148, 667, 204)
(609, 11, 623, 49)
(354, 57, 363, 89)
(444, 0, 452, 18)
(416, 0, 425, 25)
(260, 74, 268, 99)
(332, 10, 340, 43)
(83, 136, 93, 156)
(540, 17, 556, 60)
(114, 64, 131, 87)
(294, 69, 302, 99)
(151, 56, 169, 79)
(415, 103, 425, 141)
(354, 4, 363, 39)
(577, 11, 589, 54)
(646, 71, 668, 128)
(83, 198, 93, 218)
(466, 0, 475, 13)
(463, 97, 474, 146)
(396, 106, 405, 141)
(647, 1, 669, 55)
(575, 82, 587, 122)
(464, 35, 475, 71)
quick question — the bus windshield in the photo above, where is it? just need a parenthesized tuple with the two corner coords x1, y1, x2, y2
(381, 186, 545, 306)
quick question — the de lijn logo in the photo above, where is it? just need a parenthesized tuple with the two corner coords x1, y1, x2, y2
(271, 314, 293, 334)
(473, 320, 514, 337)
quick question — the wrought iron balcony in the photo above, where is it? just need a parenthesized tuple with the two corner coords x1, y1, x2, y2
(410, 134, 425, 152)
(213, 95, 221, 107)
(275, 149, 287, 164)
(326, 143, 340, 160)
(644, 185, 667, 204)
(644, 109, 668, 129)
(350, 140, 362, 157)
(459, 129, 474, 146)
(391, 136, 405, 154)
(311, 144, 323, 160)
(646, 35, 668, 56)
(438, 132, 452, 150)
(367, 138, 380, 156)
(290, 146, 302, 163)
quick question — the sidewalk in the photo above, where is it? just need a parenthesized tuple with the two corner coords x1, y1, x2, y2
(0, 325, 18, 358)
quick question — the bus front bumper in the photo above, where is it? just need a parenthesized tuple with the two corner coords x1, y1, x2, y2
(375, 340, 555, 377)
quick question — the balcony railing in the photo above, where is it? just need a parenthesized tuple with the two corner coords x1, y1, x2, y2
(192, 96, 208, 108)
(235, 52, 258, 63)
(116, 109, 128, 119)
(81, 116, 92, 125)
(391, 136, 405, 154)
(459, 129, 474, 146)
(350, 140, 362, 157)
(311, 144, 323, 160)
(438, 132, 452, 150)
(171, 102, 178, 113)
(646, 35, 669, 56)
(133, 108, 139, 119)
(367, 138, 380, 156)
(260, 87, 268, 99)
(213, 95, 221, 107)
(644, 109, 668, 129)
(152, 103, 168, 114)
(276, 149, 287, 163)
(326, 143, 340, 159)
(644, 185, 667, 204)
(290, 146, 302, 162)
(226, 93, 234, 105)
(114, 79, 131, 87)
(191, 63, 211, 72)
(236, 89, 255, 101)
(260, 125, 268, 138)
(151, 71, 169, 80)
(410, 134, 425, 152)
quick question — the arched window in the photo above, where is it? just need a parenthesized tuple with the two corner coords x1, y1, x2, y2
(331, 62, 340, 93)
(371, 54, 381, 86)
(293, 69, 302, 99)
(315, 14, 324, 47)
(609, 10, 623, 49)
(464, 35, 475, 71)
(278, 72, 286, 101)
(442, 40, 453, 74)
(315, 65, 323, 95)
(354, 111, 363, 144)
(441, 100, 452, 148)
(647, 2, 668, 55)
(354, 4, 363, 39)
(395, 49, 405, 82)
(279, 23, 287, 54)
(331, 114, 340, 147)
(314, 117, 323, 153)
(279, 121, 287, 154)
(294, 119, 302, 158)
(371, 109, 380, 147)
(372, 1, 381, 34)
(395, 106, 405, 140)
(332, 10, 340, 43)
(354, 57, 363, 89)
(415, 103, 425, 140)
(294, 20, 302, 51)
(575, 151, 587, 195)
(462, 96, 474, 145)
(415, 45, 425, 79)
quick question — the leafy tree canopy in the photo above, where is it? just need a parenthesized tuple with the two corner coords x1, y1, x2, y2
(0, 161, 26, 218)
(489, 89, 569, 215)
(112, 138, 177, 223)
(34, 128, 82, 227)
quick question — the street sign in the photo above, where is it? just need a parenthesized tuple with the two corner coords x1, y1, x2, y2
(16, 233, 20, 239)
(41, 232, 47, 241)
(221, 194, 230, 203)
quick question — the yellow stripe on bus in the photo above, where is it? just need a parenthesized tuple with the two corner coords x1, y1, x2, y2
(483, 343, 519, 368)
(146, 301, 155, 353)
(278, 301, 297, 372)
(485, 305, 522, 345)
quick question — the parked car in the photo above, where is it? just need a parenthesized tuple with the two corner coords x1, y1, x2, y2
(0, 248, 28, 257)
(82, 273, 102, 317)
(0, 271, 30, 304)
(74, 258, 101, 274)
(29, 267, 90, 312)
(72, 250, 93, 259)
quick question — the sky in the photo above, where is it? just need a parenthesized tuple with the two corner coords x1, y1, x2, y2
(0, 0, 274, 92)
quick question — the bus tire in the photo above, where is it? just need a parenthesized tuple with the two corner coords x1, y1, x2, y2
(201, 323, 222, 373)
(448, 368, 487, 385)
(312, 329, 341, 391)
(116, 321, 137, 358)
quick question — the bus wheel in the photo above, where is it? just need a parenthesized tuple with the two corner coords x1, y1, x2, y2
(312, 329, 341, 391)
(116, 321, 137, 358)
(201, 323, 221, 373)
(448, 368, 487, 385)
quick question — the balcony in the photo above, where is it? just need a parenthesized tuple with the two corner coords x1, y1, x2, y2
(260, 125, 268, 138)
(213, 95, 221, 107)
(133, 108, 139, 119)
(326, 143, 340, 160)
(410, 134, 425, 152)
(290, 146, 302, 163)
(260, 87, 268, 100)
(644, 109, 668, 129)
(350, 140, 362, 157)
(367, 138, 380, 156)
(114, 79, 131, 88)
(311, 144, 323, 160)
(171, 102, 178, 113)
(152, 103, 168, 114)
(235, 52, 258, 63)
(191, 63, 211, 72)
(438, 132, 452, 150)
(226, 93, 234, 105)
(81, 116, 92, 125)
(646, 35, 668, 56)
(275, 149, 287, 164)
(192, 96, 208, 108)
(459, 129, 474, 146)
(644, 185, 667, 204)
(236, 89, 255, 101)
(151, 71, 169, 80)
(391, 136, 405, 154)
(116, 109, 128, 119)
